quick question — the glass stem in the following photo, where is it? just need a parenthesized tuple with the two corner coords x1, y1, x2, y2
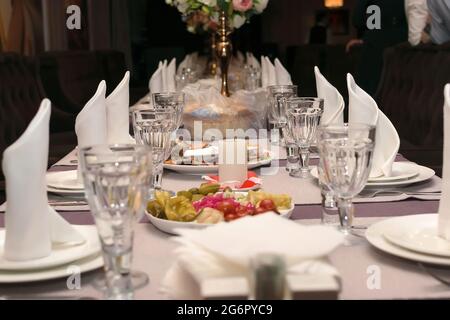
(153, 163, 163, 189)
(337, 198, 355, 234)
(298, 147, 311, 177)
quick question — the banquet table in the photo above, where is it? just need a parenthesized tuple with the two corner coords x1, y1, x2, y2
(0, 153, 448, 300)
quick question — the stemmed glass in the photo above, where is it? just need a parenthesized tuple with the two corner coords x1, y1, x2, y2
(152, 92, 185, 131)
(286, 97, 323, 178)
(317, 124, 376, 243)
(267, 85, 298, 146)
(132, 109, 176, 192)
(79, 144, 153, 300)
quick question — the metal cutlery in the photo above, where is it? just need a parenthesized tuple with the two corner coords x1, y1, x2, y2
(358, 189, 441, 198)
(418, 263, 450, 287)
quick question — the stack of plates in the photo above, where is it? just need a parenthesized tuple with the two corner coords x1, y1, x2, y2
(366, 214, 450, 266)
(46, 170, 85, 196)
(311, 162, 435, 188)
(0, 226, 103, 283)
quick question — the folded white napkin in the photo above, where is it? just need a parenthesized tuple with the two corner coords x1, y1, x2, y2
(246, 52, 261, 70)
(162, 213, 343, 299)
(347, 74, 400, 178)
(2, 100, 85, 261)
(314, 66, 344, 125)
(105, 71, 132, 144)
(261, 57, 292, 87)
(439, 84, 450, 240)
(149, 59, 176, 94)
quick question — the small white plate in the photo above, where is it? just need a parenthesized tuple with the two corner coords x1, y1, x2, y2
(366, 214, 450, 266)
(0, 253, 103, 284)
(146, 202, 294, 235)
(0, 225, 100, 271)
(46, 170, 84, 190)
(382, 215, 450, 258)
(47, 186, 85, 196)
(310, 163, 435, 188)
(163, 157, 272, 175)
(367, 162, 419, 182)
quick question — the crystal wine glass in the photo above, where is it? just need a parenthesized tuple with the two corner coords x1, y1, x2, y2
(286, 97, 323, 178)
(79, 144, 153, 300)
(132, 109, 176, 192)
(151, 92, 185, 131)
(267, 85, 298, 146)
(317, 123, 376, 243)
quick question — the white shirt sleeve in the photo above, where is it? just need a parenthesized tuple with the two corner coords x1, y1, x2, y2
(405, 0, 429, 46)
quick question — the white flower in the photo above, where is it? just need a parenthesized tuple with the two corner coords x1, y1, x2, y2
(198, 0, 217, 6)
(254, 0, 269, 13)
(233, 14, 246, 29)
(176, 0, 189, 13)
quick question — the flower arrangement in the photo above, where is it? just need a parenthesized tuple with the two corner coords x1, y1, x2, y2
(166, 0, 269, 33)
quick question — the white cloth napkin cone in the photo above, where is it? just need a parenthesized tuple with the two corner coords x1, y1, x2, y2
(347, 74, 400, 178)
(261, 56, 292, 87)
(439, 84, 450, 240)
(246, 52, 261, 70)
(105, 71, 132, 144)
(162, 213, 343, 299)
(2, 100, 85, 261)
(314, 66, 344, 125)
(149, 58, 176, 94)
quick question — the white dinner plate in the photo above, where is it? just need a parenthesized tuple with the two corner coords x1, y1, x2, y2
(46, 170, 84, 190)
(367, 162, 419, 182)
(0, 253, 103, 284)
(0, 225, 100, 271)
(163, 157, 272, 175)
(47, 186, 85, 196)
(382, 215, 450, 258)
(310, 163, 435, 188)
(366, 214, 450, 266)
(146, 201, 294, 235)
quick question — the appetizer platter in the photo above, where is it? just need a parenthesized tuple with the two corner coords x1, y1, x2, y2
(163, 141, 273, 174)
(146, 183, 294, 235)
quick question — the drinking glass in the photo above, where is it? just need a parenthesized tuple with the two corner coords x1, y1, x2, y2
(267, 85, 298, 145)
(317, 124, 376, 241)
(282, 127, 300, 174)
(79, 144, 153, 300)
(151, 92, 185, 131)
(132, 109, 176, 191)
(175, 68, 198, 91)
(286, 97, 323, 178)
(244, 64, 261, 91)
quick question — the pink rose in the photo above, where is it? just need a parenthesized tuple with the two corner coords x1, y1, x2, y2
(232, 0, 253, 12)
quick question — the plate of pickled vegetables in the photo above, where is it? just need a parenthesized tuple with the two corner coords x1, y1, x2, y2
(145, 183, 294, 235)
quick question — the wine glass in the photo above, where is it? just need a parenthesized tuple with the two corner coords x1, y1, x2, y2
(317, 123, 376, 243)
(132, 109, 176, 191)
(286, 97, 323, 178)
(267, 85, 298, 145)
(151, 92, 185, 131)
(79, 144, 153, 300)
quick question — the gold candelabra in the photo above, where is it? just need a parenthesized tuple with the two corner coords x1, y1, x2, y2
(216, 11, 232, 97)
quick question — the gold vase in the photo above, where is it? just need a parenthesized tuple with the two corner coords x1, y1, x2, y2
(216, 11, 232, 97)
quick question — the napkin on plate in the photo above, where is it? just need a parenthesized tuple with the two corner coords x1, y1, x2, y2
(347, 74, 400, 178)
(439, 84, 450, 240)
(149, 59, 176, 94)
(261, 57, 292, 87)
(246, 52, 261, 70)
(314, 66, 344, 125)
(161, 213, 343, 299)
(105, 71, 133, 144)
(2, 100, 85, 261)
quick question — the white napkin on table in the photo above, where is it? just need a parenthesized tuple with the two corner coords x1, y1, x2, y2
(2, 100, 85, 261)
(162, 213, 343, 299)
(105, 71, 132, 144)
(439, 84, 450, 240)
(149, 59, 176, 94)
(347, 74, 400, 178)
(314, 66, 344, 125)
(261, 57, 292, 87)
(246, 52, 261, 70)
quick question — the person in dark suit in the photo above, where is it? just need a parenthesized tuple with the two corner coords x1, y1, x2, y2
(351, 0, 408, 95)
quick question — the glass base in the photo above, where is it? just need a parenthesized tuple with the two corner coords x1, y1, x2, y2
(338, 226, 367, 247)
(93, 270, 149, 299)
(289, 169, 311, 178)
